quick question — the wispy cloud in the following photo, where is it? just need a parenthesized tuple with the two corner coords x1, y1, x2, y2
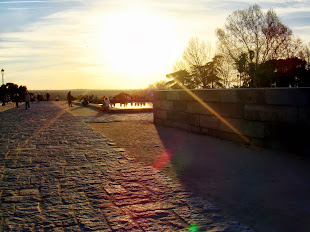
(0, 1, 46, 3)
(0, 0, 80, 3)
(0, 0, 310, 89)
(8, 7, 49, 10)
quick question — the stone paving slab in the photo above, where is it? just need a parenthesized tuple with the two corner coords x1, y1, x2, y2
(0, 102, 253, 231)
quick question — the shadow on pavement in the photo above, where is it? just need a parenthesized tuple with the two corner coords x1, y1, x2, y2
(155, 125, 310, 232)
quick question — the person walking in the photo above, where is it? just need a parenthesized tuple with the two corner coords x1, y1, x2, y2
(67, 91, 73, 107)
(14, 93, 20, 110)
(25, 91, 30, 110)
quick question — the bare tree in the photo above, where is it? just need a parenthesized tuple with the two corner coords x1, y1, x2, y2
(217, 55, 239, 88)
(216, 4, 296, 87)
(173, 60, 187, 72)
(261, 9, 293, 61)
(169, 37, 215, 89)
(284, 37, 308, 60)
(305, 43, 310, 65)
(182, 37, 213, 68)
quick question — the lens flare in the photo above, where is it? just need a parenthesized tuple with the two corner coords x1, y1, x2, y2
(152, 151, 173, 170)
(189, 224, 199, 232)
(174, 80, 258, 149)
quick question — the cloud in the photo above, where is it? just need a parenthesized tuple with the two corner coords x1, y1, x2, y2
(0, 0, 80, 3)
(8, 7, 49, 10)
(1, 0, 310, 89)
(0, 1, 46, 3)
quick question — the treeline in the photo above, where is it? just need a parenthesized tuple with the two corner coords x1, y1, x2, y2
(77, 89, 153, 104)
(150, 4, 310, 90)
(0, 82, 28, 104)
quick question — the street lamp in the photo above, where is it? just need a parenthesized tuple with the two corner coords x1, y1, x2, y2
(1, 69, 5, 106)
(1, 69, 4, 85)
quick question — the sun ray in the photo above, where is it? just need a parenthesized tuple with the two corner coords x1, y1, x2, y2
(174, 80, 260, 149)
(15, 103, 67, 151)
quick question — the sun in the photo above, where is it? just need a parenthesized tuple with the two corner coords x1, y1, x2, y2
(94, 8, 180, 87)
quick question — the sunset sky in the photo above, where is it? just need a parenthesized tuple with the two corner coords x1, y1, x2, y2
(0, 0, 310, 90)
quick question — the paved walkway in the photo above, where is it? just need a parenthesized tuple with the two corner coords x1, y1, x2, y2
(0, 102, 252, 231)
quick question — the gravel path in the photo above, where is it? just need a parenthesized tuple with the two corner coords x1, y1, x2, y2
(0, 102, 252, 231)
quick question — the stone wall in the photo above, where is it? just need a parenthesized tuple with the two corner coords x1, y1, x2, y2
(153, 88, 310, 154)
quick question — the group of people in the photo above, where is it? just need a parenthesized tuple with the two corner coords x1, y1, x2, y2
(13, 92, 52, 110)
(13, 91, 33, 110)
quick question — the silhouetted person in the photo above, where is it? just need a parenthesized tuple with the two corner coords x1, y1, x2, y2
(46, 92, 50, 101)
(82, 96, 88, 106)
(104, 97, 110, 111)
(37, 93, 41, 103)
(67, 91, 73, 107)
(30, 93, 35, 103)
(24, 91, 30, 110)
(14, 93, 20, 109)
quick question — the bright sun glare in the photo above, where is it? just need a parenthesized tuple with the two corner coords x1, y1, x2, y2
(95, 7, 180, 87)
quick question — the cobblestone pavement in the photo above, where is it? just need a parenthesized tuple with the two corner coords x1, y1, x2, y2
(0, 102, 253, 231)
(84, 112, 153, 124)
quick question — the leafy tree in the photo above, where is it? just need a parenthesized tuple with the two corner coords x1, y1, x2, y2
(0, 85, 8, 104)
(166, 70, 194, 89)
(206, 55, 224, 88)
(235, 53, 249, 87)
(192, 55, 223, 88)
(6, 83, 19, 101)
(257, 57, 310, 87)
(168, 37, 225, 89)
(18, 85, 27, 101)
(113, 92, 130, 101)
(0, 83, 28, 103)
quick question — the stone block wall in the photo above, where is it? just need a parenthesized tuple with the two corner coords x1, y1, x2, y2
(153, 88, 310, 154)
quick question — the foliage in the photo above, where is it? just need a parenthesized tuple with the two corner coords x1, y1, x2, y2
(257, 57, 310, 87)
(167, 37, 224, 89)
(166, 70, 195, 89)
(6, 83, 19, 100)
(0, 82, 28, 103)
(147, 81, 170, 90)
(18, 86, 27, 101)
(191, 55, 223, 88)
(113, 92, 130, 101)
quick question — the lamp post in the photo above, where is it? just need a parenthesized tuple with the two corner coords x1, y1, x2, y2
(1, 69, 5, 106)
(1, 69, 4, 85)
